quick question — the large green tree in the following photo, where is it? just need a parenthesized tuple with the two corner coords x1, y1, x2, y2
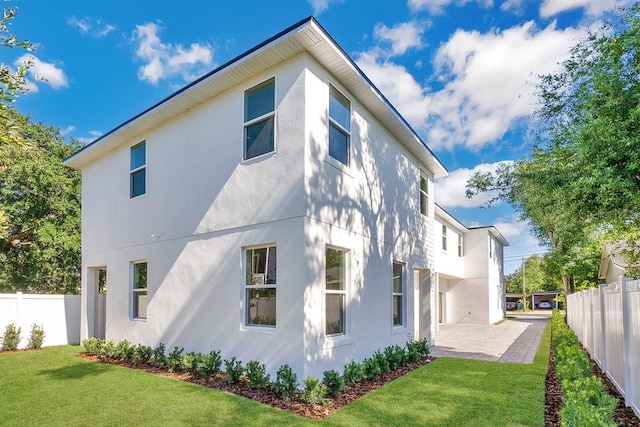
(0, 107, 82, 293)
(467, 4, 640, 293)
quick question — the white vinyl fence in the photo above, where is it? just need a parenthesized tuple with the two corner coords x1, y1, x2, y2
(567, 279, 640, 418)
(0, 292, 81, 348)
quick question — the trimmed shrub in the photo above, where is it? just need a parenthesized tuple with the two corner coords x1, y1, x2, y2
(82, 337, 103, 355)
(152, 343, 167, 368)
(342, 361, 364, 386)
(322, 369, 344, 397)
(273, 364, 298, 400)
(406, 339, 429, 361)
(384, 345, 407, 371)
(116, 340, 135, 363)
(373, 350, 390, 374)
(301, 376, 328, 406)
(362, 357, 382, 381)
(133, 344, 153, 366)
(180, 352, 199, 374)
(1, 323, 21, 351)
(167, 346, 184, 373)
(99, 340, 118, 360)
(195, 350, 222, 377)
(27, 324, 45, 349)
(224, 357, 244, 384)
(245, 360, 270, 388)
(560, 376, 618, 427)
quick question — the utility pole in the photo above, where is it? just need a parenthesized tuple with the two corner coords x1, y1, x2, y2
(522, 257, 527, 311)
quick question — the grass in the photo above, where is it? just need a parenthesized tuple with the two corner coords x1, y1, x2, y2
(0, 321, 550, 426)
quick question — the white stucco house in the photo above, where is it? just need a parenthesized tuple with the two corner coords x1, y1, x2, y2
(64, 18, 504, 378)
(433, 204, 508, 325)
(599, 241, 640, 284)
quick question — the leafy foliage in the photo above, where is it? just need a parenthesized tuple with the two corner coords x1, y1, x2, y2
(151, 343, 167, 368)
(167, 346, 184, 373)
(301, 376, 328, 406)
(245, 360, 270, 388)
(1, 322, 21, 350)
(195, 350, 221, 377)
(322, 369, 343, 397)
(272, 364, 298, 400)
(0, 107, 82, 294)
(342, 361, 364, 386)
(223, 357, 244, 384)
(27, 323, 44, 349)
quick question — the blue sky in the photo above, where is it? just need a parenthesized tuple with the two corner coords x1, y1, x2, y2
(7, 0, 630, 273)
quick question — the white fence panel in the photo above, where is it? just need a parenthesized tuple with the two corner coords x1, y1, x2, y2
(567, 279, 640, 418)
(0, 293, 80, 348)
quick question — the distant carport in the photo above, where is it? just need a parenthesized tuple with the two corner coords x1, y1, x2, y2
(530, 291, 562, 309)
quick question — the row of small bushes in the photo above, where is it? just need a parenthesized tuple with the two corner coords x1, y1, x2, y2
(551, 310, 618, 426)
(1, 323, 45, 351)
(82, 337, 429, 405)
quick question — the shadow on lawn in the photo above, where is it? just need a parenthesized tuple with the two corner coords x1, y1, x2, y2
(38, 359, 112, 380)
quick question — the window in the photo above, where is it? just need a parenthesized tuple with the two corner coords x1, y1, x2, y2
(489, 237, 494, 259)
(328, 84, 351, 165)
(132, 261, 147, 319)
(392, 262, 405, 327)
(130, 141, 146, 198)
(442, 225, 448, 251)
(325, 247, 347, 336)
(458, 234, 463, 257)
(419, 172, 428, 215)
(244, 78, 275, 160)
(245, 245, 276, 327)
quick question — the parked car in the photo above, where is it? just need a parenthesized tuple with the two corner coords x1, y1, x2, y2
(506, 301, 517, 311)
(538, 301, 552, 309)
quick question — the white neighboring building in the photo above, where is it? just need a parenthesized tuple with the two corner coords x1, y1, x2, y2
(64, 18, 448, 378)
(434, 204, 508, 325)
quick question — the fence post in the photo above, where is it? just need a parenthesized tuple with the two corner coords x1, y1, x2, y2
(621, 279, 632, 409)
(599, 284, 607, 373)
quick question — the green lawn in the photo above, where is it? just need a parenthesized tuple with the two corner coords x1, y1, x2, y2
(0, 322, 550, 426)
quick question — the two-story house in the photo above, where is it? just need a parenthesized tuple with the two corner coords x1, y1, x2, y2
(64, 17, 449, 378)
(434, 204, 508, 325)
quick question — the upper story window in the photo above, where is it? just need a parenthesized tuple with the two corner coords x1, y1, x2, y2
(419, 172, 428, 216)
(489, 237, 494, 259)
(442, 225, 448, 252)
(130, 141, 146, 198)
(244, 78, 275, 160)
(326, 246, 347, 336)
(245, 245, 277, 327)
(392, 262, 405, 327)
(458, 234, 463, 257)
(131, 261, 147, 320)
(328, 84, 351, 166)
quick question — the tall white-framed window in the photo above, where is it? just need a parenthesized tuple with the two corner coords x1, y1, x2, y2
(458, 234, 463, 257)
(130, 141, 146, 198)
(419, 171, 428, 216)
(131, 261, 147, 320)
(244, 78, 275, 160)
(244, 245, 277, 327)
(328, 84, 351, 166)
(392, 262, 405, 327)
(325, 246, 347, 336)
(442, 225, 448, 251)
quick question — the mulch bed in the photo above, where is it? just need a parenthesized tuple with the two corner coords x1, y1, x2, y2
(544, 335, 640, 427)
(78, 354, 433, 419)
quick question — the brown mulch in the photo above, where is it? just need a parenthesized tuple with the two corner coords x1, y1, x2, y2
(78, 354, 434, 419)
(544, 335, 640, 427)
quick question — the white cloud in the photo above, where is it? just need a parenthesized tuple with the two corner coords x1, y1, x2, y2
(307, 0, 342, 15)
(408, 0, 493, 15)
(132, 22, 213, 84)
(60, 125, 76, 136)
(15, 54, 68, 90)
(374, 21, 425, 56)
(357, 20, 585, 151)
(540, 0, 631, 18)
(500, 0, 526, 13)
(435, 161, 513, 208)
(67, 16, 116, 38)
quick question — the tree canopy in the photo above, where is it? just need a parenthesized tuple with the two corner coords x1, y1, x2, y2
(0, 107, 82, 293)
(467, 4, 640, 293)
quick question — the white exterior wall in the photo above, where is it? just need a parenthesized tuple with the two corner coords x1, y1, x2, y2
(79, 53, 438, 378)
(434, 216, 465, 279)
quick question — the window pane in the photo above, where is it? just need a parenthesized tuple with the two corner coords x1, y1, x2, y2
(266, 246, 276, 284)
(247, 288, 276, 326)
(393, 263, 403, 293)
(420, 191, 427, 215)
(329, 86, 350, 131)
(245, 117, 274, 159)
(325, 293, 345, 335)
(130, 142, 146, 170)
(329, 123, 349, 165)
(393, 295, 402, 326)
(245, 79, 274, 122)
(133, 262, 147, 289)
(130, 169, 146, 198)
(134, 291, 147, 319)
(326, 248, 345, 290)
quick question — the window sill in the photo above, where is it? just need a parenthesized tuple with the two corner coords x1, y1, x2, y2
(241, 325, 277, 334)
(391, 325, 408, 336)
(323, 334, 353, 350)
(130, 317, 147, 322)
(324, 157, 354, 178)
(242, 150, 275, 164)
